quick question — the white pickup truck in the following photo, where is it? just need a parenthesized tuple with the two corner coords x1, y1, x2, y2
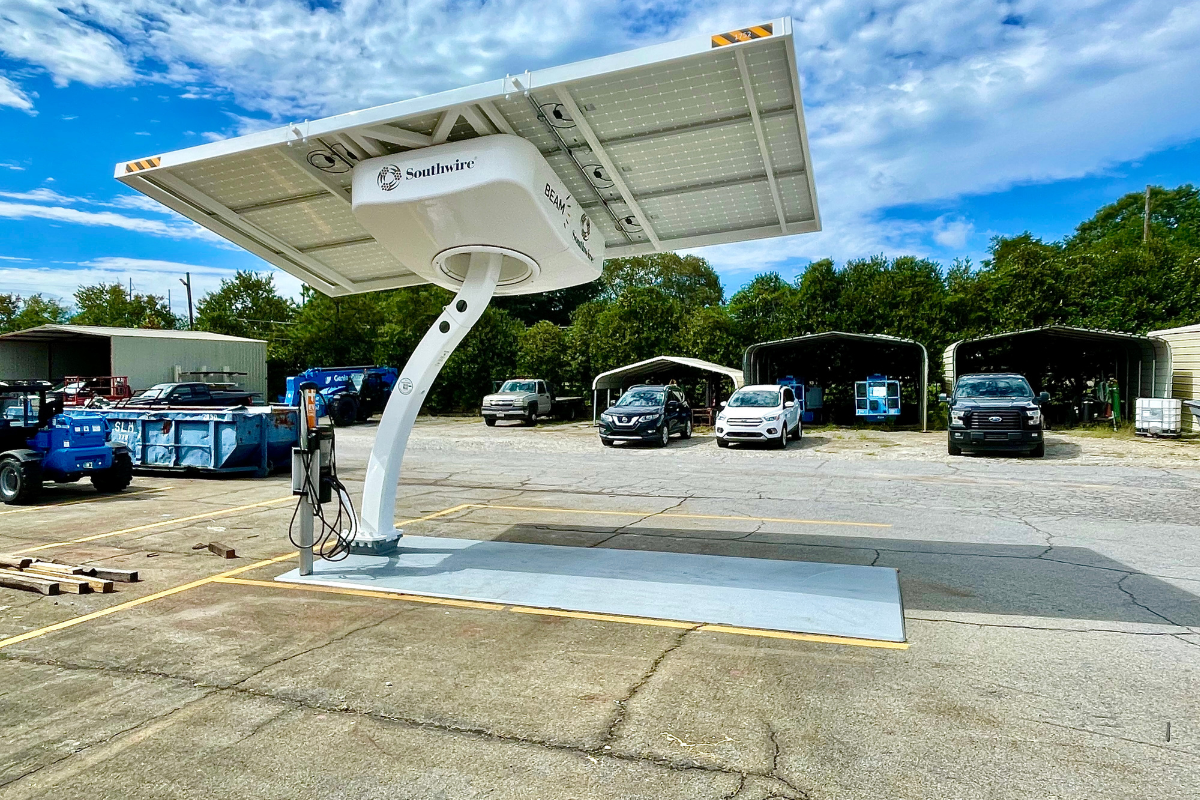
(481, 379, 585, 426)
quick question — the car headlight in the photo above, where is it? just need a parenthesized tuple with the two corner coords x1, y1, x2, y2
(761, 413, 779, 422)
(950, 409, 966, 426)
(1026, 408, 1041, 424)
(639, 414, 662, 424)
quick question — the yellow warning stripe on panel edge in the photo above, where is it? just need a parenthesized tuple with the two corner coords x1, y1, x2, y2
(124, 156, 161, 174)
(711, 23, 773, 48)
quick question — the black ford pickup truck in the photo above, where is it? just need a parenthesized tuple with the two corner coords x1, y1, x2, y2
(940, 373, 1049, 457)
(125, 382, 255, 407)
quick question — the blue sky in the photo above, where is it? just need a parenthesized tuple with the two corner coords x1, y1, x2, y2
(2, 0, 1199, 311)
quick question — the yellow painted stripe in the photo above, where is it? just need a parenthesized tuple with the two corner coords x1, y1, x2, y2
(466, 503, 890, 528)
(749, 25, 773, 37)
(0, 552, 297, 651)
(699, 624, 909, 650)
(0, 486, 172, 516)
(214, 575, 906, 649)
(509, 605, 695, 629)
(14, 495, 295, 554)
(711, 34, 732, 47)
(214, 577, 505, 610)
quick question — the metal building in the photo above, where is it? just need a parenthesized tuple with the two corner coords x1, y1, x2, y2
(743, 332, 929, 430)
(0, 325, 267, 397)
(943, 325, 1171, 423)
(591, 356, 744, 422)
(1148, 322, 1200, 431)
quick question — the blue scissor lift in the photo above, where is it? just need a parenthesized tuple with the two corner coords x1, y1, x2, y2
(855, 374, 901, 422)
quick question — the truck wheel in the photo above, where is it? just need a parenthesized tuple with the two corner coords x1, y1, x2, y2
(91, 452, 133, 493)
(0, 456, 42, 505)
(1030, 441, 1045, 458)
(330, 396, 358, 427)
(948, 442, 962, 456)
(484, 416, 497, 427)
(525, 404, 538, 426)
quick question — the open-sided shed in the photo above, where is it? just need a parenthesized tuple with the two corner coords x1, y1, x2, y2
(0, 324, 268, 397)
(742, 331, 928, 430)
(591, 356, 744, 421)
(944, 325, 1170, 424)
(1148, 322, 1200, 431)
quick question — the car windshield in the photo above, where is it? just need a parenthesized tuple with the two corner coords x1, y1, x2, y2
(501, 381, 537, 393)
(615, 389, 665, 407)
(955, 377, 1033, 399)
(728, 390, 781, 408)
(138, 385, 171, 400)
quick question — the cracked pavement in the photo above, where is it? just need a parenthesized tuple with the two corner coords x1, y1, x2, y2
(0, 417, 1198, 798)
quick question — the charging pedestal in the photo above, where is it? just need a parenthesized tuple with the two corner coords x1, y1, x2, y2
(291, 385, 333, 575)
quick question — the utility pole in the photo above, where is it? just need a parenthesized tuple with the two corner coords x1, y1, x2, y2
(179, 273, 194, 329)
(1144, 185, 1151, 244)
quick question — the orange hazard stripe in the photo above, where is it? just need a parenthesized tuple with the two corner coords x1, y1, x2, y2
(711, 23, 773, 48)
(124, 156, 161, 174)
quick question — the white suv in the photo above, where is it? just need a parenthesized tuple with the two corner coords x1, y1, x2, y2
(716, 385, 802, 449)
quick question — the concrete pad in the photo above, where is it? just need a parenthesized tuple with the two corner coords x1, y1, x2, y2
(276, 536, 907, 642)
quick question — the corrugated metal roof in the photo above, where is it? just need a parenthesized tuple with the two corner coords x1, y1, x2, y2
(1148, 322, 1200, 337)
(592, 356, 744, 391)
(0, 324, 264, 343)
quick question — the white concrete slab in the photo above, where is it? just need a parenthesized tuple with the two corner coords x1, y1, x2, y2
(276, 536, 906, 642)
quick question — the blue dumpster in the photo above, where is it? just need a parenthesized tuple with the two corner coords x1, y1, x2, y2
(66, 406, 298, 477)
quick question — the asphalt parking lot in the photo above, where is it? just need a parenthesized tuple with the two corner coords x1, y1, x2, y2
(1, 418, 1198, 799)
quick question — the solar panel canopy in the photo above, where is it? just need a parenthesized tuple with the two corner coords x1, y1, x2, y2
(116, 17, 820, 297)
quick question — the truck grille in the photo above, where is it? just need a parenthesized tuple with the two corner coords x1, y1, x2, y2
(727, 417, 762, 425)
(968, 410, 1022, 430)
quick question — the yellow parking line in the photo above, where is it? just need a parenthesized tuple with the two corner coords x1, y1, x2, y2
(214, 575, 908, 649)
(14, 496, 295, 554)
(698, 624, 909, 649)
(0, 552, 298, 651)
(0, 486, 172, 516)
(464, 503, 891, 528)
(214, 577, 506, 610)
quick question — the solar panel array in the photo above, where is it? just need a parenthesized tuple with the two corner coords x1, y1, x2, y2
(117, 18, 819, 296)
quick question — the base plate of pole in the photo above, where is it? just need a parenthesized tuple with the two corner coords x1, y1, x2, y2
(348, 531, 402, 557)
(277, 536, 906, 642)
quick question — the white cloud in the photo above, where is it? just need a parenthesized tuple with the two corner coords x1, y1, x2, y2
(931, 216, 974, 250)
(0, 258, 304, 308)
(0, 0, 132, 87)
(0, 74, 33, 112)
(0, 200, 219, 241)
(0, 187, 77, 203)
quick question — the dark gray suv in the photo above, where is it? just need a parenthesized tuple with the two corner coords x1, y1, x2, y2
(940, 373, 1050, 457)
(598, 385, 692, 447)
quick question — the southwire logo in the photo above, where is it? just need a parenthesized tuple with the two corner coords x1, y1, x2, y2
(378, 158, 477, 191)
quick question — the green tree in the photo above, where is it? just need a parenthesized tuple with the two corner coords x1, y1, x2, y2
(794, 258, 842, 333)
(286, 288, 388, 368)
(196, 271, 297, 340)
(601, 253, 723, 308)
(71, 283, 178, 329)
(517, 321, 571, 387)
(679, 305, 740, 366)
(727, 272, 800, 344)
(590, 286, 685, 372)
(0, 293, 69, 333)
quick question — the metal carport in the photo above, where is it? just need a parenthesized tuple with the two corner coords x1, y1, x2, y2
(591, 356, 744, 422)
(742, 332, 929, 431)
(944, 325, 1171, 424)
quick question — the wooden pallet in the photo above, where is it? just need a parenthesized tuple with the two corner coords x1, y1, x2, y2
(0, 556, 140, 596)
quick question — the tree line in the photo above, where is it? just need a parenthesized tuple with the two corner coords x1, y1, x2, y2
(2, 185, 1197, 409)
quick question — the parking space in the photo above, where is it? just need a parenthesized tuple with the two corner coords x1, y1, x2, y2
(2, 417, 1199, 799)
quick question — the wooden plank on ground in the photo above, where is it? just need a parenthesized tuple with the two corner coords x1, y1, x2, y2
(22, 568, 102, 593)
(86, 566, 139, 582)
(28, 561, 85, 575)
(207, 543, 237, 559)
(0, 555, 33, 570)
(0, 571, 60, 595)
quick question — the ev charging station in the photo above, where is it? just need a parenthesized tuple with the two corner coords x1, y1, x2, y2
(116, 18, 906, 643)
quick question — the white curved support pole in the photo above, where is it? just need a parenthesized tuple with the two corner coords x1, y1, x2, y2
(355, 251, 503, 550)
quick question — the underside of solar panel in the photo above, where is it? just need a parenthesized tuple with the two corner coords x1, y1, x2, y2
(116, 17, 820, 297)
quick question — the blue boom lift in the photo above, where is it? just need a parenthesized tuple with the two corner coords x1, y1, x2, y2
(0, 381, 133, 504)
(284, 366, 399, 427)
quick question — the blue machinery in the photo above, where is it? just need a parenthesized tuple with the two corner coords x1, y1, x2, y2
(776, 376, 824, 423)
(283, 366, 398, 427)
(855, 374, 901, 422)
